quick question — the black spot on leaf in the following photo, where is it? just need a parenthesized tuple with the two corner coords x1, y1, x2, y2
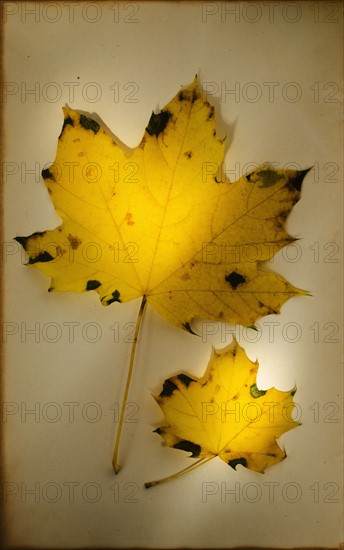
(191, 89, 199, 103)
(58, 115, 74, 138)
(288, 168, 312, 192)
(250, 384, 267, 398)
(207, 107, 214, 120)
(258, 169, 281, 188)
(146, 110, 172, 137)
(246, 172, 252, 182)
(184, 150, 193, 159)
(15, 232, 46, 249)
(225, 271, 246, 289)
(182, 322, 198, 335)
(160, 379, 178, 398)
(178, 91, 186, 101)
(173, 440, 201, 458)
(177, 374, 195, 387)
(80, 114, 100, 134)
(41, 168, 54, 181)
(107, 290, 121, 305)
(228, 457, 248, 470)
(28, 251, 54, 264)
(86, 280, 101, 291)
(153, 427, 162, 435)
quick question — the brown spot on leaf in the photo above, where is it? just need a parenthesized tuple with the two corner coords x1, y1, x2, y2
(55, 245, 66, 257)
(182, 273, 191, 281)
(125, 212, 134, 226)
(67, 234, 82, 250)
(184, 150, 193, 159)
(207, 107, 214, 120)
(192, 89, 199, 103)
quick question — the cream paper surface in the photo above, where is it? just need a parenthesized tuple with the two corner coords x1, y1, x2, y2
(3, 1, 343, 548)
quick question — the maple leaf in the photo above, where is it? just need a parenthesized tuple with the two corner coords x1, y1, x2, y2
(15, 77, 309, 472)
(15, 77, 309, 330)
(145, 339, 300, 487)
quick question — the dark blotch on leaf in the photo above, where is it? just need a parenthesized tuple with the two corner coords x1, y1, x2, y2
(178, 91, 186, 101)
(258, 169, 281, 188)
(228, 457, 248, 470)
(289, 168, 312, 192)
(86, 280, 101, 291)
(153, 427, 162, 435)
(160, 379, 178, 398)
(146, 110, 172, 137)
(58, 115, 74, 138)
(80, 114, 100, 134)
(192, 89, 199, 103)
(173, 440, 201, 458)
(28, 251, 54, 264)
(177, 374, 195, 387)
(41, 168, 54, 181)
(225, 271, 246, 290)
(250, 383, 267, 398)
(107, 290, 121, 305)
(15, 231, 46, 250)
(182, 322, 198, 335)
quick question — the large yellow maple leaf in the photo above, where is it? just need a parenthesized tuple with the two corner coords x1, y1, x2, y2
(16, 78, 309, 330)
(146, 339, 300, 487)
(15, 77, 309, 473)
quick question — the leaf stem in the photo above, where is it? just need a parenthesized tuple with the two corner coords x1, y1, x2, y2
(112, 294, 147, 474)
(144, 456, 215, 488)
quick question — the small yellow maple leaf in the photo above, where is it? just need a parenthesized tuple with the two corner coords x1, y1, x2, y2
(16, 77, 309, 330)
(146, 339, 300, 487)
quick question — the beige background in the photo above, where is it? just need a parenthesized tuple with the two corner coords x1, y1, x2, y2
(3, 1, 343, 548)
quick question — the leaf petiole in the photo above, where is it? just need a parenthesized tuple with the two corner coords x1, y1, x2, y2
(112, 294, 147, 474)
(144, 456, 215, 488)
